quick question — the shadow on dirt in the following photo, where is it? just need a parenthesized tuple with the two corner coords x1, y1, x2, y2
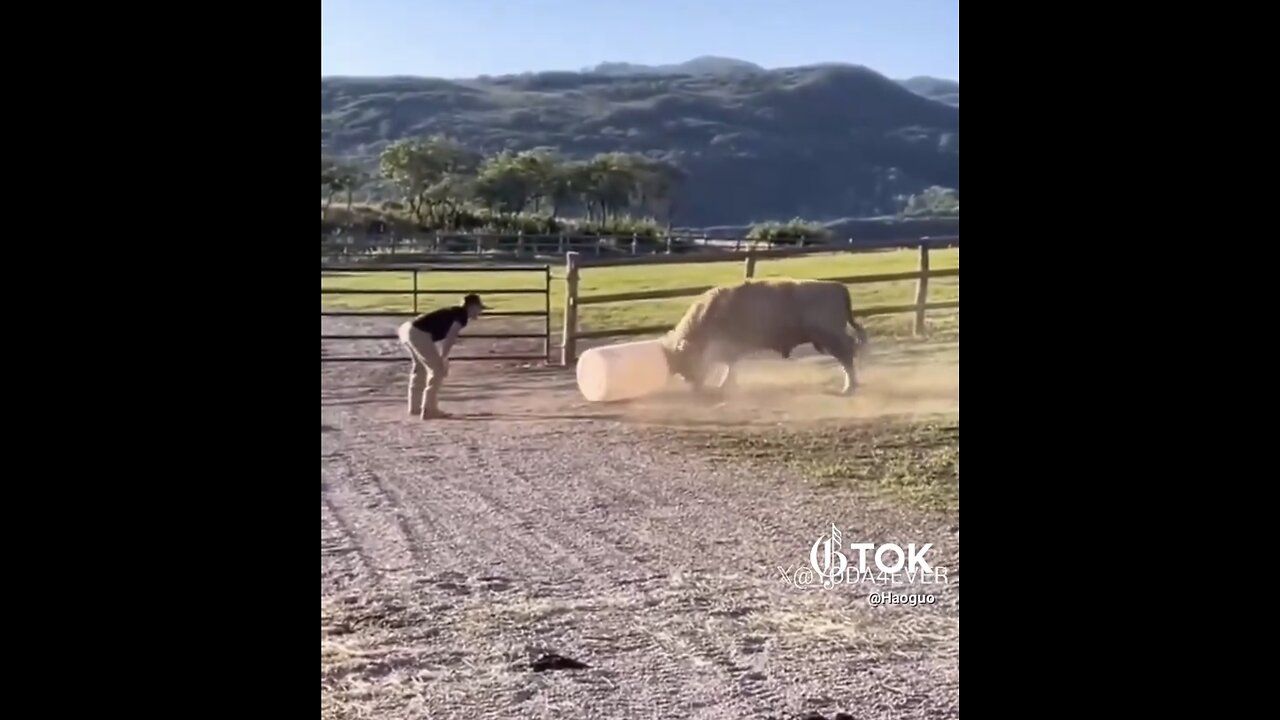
(322, 397, 392, 407)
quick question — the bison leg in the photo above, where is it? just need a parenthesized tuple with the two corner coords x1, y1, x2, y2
(815, 331, 858, 395)
(695, 342, 741, 398)
(685, 369, 708, 395)
(687, 367, 731, 404)
(682, 352, 718, 397)
(716, 362, 739, 392)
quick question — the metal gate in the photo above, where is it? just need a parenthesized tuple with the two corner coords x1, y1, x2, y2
(321, 264, 552, 363)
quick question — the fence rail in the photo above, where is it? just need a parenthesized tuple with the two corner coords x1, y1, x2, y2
(560, 240, 958, 364)
(319, 287, 548, 295)
(322, 354, 551, 363)
(575, 268, 962, 307)
(321, 333, 550, 341)
(322, 233, 960, 263)
(321, 264, 553, 363)
(321, 310, 546, 317)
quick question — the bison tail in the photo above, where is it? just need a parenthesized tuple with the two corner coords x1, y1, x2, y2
(842, 285, 869, 348)
(850, 319, 868, 348)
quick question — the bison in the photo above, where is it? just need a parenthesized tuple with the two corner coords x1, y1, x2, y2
(659, 278, 869, 395)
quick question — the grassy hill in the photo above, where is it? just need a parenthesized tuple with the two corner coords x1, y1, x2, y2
(321, 62, 959, 227)
(581, 58, 960, 107)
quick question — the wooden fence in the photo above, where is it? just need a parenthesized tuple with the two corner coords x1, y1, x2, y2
(320, 232, 952, 263)
(321, 265, 553, 363)
(559, 238, 959, 364)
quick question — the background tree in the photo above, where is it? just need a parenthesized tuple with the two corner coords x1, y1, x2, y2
(473, 151, 535, 216)
(633, 157, 685, 229)
(580, 153, 638, 222)
(903, 186, 958, 217)
(514, 148, 563, 215)
(378, 139, 435, 224)
(379, 135, 480, 226)
(321, 155, 340, 219)
(333, 165, 365, 212)
(349, 140, 701, 236)
(420, 136, 481, 228)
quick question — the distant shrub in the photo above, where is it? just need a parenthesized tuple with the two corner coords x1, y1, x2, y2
(565, 215, 662, 238)
(902, 186, 958, 218)
(746, 218, 832, 245)
(450, 209, 564, 235)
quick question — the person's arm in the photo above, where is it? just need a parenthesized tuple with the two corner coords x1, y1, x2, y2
(439, 321, 463, 358)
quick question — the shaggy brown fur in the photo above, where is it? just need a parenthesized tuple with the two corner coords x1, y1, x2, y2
(660, 278, 869, 394)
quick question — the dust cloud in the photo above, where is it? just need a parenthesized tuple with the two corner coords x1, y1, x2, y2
(327, 337, 959, 430)
(600, 342, 959, 428)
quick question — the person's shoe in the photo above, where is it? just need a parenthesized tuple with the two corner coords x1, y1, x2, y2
(420, 408, 452, 419)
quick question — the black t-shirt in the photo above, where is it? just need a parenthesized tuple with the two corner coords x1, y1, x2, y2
(410, 306, 469, 341)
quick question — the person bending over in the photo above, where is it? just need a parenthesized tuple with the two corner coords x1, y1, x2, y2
(396, 293, 487, 419)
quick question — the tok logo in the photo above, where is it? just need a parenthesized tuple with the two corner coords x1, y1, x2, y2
(807, 523, 937, 587)
(810, 524, 848, 589)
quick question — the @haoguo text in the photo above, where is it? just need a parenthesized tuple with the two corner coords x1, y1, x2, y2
(867, 591, 938, 607)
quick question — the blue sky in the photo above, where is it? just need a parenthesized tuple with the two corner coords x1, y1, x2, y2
(321, 0, 958, 81)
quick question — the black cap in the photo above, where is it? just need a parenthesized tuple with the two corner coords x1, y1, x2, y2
(463, 293, 489, 309)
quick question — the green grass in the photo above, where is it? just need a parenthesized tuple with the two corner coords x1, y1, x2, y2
(321, 247, 959, 339)
(674, 418, 959, 513)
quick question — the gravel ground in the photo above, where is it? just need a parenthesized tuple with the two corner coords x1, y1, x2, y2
(321, 337, 959, 720)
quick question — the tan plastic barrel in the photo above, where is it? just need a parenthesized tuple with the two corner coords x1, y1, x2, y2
(576, 339, 672, 402)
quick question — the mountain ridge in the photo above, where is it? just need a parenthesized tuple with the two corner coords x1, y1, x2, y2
(321, 60, 959, 225)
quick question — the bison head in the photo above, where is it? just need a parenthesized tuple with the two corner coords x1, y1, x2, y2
(661, 336, 708, 386)
(662, 335, 737, 393)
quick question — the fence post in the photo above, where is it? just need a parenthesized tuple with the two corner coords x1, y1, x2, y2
(913, 243, 930, 336)
(744, 251, 757, 279)
(630, 234, 638, 255)
(561, 252, 580, 366)
(544, 265, 552, 364)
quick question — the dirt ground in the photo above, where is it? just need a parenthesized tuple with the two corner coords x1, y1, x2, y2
(321, 324, 959, 720)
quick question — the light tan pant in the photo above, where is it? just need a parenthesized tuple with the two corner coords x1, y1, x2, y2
(397, 322, 447, 416)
